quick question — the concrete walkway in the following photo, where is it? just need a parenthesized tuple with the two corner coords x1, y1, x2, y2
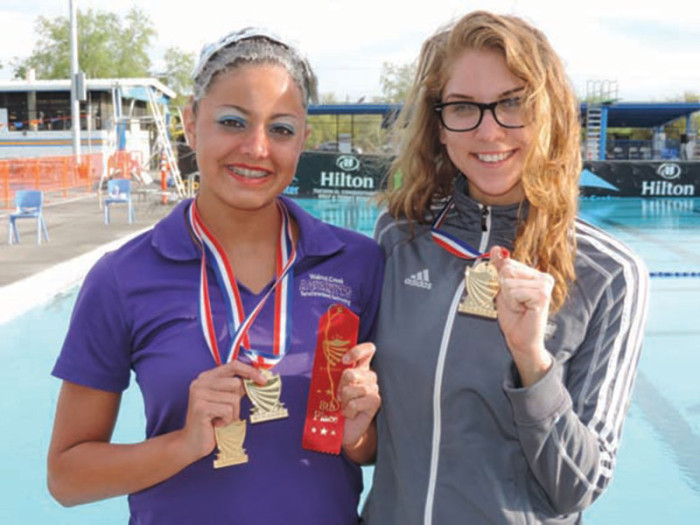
(0, 192, 177, 323)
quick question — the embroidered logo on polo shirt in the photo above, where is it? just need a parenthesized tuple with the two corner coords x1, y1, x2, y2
(300, 273, 352, 306)
(404, 269, 432, 290)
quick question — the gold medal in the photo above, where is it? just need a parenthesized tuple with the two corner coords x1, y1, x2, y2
(244, 369, 289, 423)
(213, 420, 248, 468)
(458, 260, 499, 319)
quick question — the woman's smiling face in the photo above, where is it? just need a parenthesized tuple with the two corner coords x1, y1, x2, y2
(185, 63, 309, 214)
(439, 48, 533, 206)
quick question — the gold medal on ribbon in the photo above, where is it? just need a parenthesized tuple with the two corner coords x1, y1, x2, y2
(458, 260, 499, 319)
(244, 368, 289, 424)
(213, 420, 248, 468)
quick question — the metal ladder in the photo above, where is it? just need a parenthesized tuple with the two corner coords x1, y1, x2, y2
(146, 87, 186, 198)
(585, 80, 618, 160)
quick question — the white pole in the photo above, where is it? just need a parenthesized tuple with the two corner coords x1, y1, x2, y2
(69, 0, 81, 160)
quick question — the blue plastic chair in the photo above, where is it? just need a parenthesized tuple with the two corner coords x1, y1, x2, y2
(104, 179, 134, 224)
(8, 190, 49, 245)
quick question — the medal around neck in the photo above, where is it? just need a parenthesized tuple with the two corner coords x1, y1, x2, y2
(459, 260, 499, 319)
(244, 368, 289, 423)
(188, 201, 297, 466)
(213, 420, 248, 468)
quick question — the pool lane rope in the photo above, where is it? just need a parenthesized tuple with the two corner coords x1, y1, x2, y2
(649, 271, 700, 278)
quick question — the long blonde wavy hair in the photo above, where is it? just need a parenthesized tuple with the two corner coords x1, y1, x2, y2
(384, 11, 581, 311)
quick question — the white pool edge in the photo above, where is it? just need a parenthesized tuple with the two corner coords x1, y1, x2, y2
(0, 227, 153, 325)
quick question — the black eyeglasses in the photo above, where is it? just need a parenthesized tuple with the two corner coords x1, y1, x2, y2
(434, 97, 526, 132)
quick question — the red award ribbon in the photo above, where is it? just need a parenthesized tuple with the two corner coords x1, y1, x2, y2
(302, 304, 359, 454)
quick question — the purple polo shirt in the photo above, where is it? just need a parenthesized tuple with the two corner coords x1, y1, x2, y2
(52, 197, 384, 524)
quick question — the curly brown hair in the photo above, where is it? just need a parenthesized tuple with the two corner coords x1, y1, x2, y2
(384, 11, 581, 311)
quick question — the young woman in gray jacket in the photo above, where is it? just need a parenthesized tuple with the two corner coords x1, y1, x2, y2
(362, 10, 649, 524)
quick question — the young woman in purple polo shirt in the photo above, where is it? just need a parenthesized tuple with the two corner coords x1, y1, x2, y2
(48, 28, 383, 524)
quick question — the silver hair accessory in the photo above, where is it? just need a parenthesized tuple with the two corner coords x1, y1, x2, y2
(193, 27, 289, 81)
(191, 26, 317, 106)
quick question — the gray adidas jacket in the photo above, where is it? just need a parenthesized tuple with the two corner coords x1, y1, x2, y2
(362, 182, 649, 524)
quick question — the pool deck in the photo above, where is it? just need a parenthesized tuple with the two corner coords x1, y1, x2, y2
(0, 191, 178, 323)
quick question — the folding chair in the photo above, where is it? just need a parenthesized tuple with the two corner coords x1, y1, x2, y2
(8, 190, 49, 245)
(104, 179, 135, 224)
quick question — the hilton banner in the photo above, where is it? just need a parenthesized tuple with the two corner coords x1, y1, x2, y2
(580, 161, 700, 197)
(285, 152, 390, 198)
(292, 155, 700, 198)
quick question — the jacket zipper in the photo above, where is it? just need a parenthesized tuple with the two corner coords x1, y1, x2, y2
(423, 204, 492, 524)
(481, 205, 490, 232)
(423, 284, 463, 525)
(479, 204, 491, 252)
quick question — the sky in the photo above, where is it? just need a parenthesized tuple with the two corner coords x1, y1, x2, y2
(1, 0, 699, 102)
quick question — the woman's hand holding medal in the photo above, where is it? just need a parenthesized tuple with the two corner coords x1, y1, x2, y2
(490, 246, 554, 387)
(338, 342, 381, 463)
(179, 361, 267, 461)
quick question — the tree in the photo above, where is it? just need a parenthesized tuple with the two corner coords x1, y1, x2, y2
(114, 8, 156, 77)
(306, 112, 388, 154)
(663, 91, 700, 141)
(304, 92, 388, 154)
(14, 7, 156, 80)
(379, 61, 416, 103)
(162, 47, 196, 108)
(306, 92, 340, 148)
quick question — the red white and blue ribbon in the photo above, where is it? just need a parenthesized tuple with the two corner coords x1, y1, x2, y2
(188, 199, 296, 369)
(430, 198, 489, 260)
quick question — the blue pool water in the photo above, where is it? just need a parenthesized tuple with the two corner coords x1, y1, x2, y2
(1, 197, 699, 523)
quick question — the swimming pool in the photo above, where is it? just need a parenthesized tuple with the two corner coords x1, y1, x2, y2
(1, 197, 699, 523)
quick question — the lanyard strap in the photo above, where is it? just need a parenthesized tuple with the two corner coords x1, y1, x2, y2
(189, 199, 296, 368)
(430, 198, 489, 260)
